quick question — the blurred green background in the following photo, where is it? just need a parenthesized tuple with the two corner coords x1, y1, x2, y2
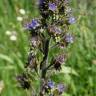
(0, 0, 96, 96)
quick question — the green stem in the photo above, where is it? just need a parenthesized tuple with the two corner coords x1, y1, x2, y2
(40, 38, 50, 96)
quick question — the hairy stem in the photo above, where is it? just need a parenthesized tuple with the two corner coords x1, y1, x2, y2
(40, 38, 50, 96)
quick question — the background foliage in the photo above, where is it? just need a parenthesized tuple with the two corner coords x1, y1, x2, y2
(0, 0, 96, 96)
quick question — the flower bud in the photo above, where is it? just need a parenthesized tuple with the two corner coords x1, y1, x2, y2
(25, 53, 37, 70)
(39, 0, 49, 18)
(59, 33, 74, 48)
(30, 35, 41, 48)
(52, 54, 66, 70)
(16, 73, 30, 89)
(48, 25, 62, 36)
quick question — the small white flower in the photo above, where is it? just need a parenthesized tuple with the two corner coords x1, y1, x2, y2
(5, 30, 11, 36)
(19, 9, 26, 15)
(17, 16, 23, 21)
(10, 35, 17, 41)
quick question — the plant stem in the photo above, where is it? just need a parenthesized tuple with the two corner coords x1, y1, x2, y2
(40, 38, 50, 96)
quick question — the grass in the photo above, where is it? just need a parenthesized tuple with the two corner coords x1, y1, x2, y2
(0, 0, 96, 96)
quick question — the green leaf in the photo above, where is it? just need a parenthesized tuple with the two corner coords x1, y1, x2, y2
(61, 66, 79, 76)
(62, 93, 70, 96)
(0, 54, 14, 64)
(0, 66, 15, 70)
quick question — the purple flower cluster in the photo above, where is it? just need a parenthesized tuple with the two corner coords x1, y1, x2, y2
(17, 0, 76, 95)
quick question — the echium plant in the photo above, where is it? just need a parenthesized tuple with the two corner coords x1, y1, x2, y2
(17, 0, 76, 96)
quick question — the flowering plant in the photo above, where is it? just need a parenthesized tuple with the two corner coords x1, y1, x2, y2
(17, 0, 76, 96)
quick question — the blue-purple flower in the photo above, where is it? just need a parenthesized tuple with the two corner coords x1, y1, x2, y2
(48, 81, 55, 89)
(68, 17, 76, 24)
(57, 84, 65, 93)
(49, 3, 57, 11)
(65, 33, 74, 43)
(26, 19, 40, 30)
